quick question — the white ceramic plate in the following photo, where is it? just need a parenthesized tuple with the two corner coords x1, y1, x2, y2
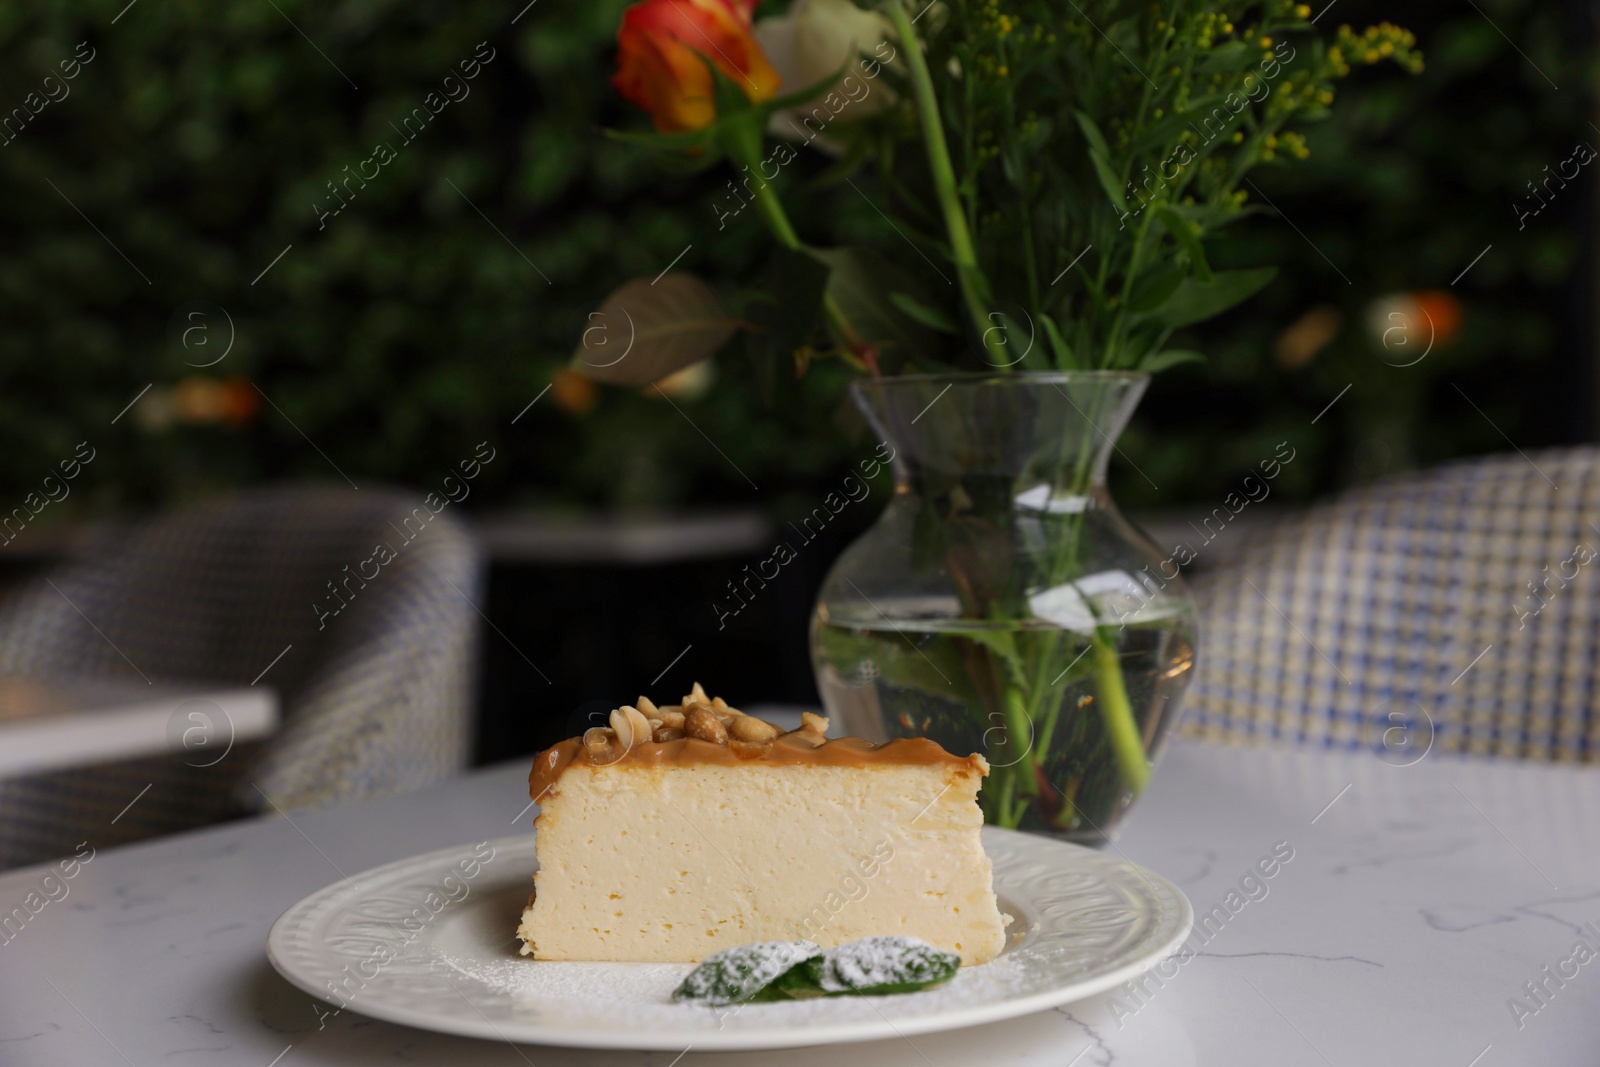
(267, 828, 1192, 1051)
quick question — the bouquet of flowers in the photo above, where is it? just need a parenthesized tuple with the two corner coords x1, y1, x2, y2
(577, 0, 1418, 384)
(577, 0, 1419, 834)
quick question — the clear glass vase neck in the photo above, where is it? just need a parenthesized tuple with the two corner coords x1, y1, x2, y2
(851, 372, 1150, 503)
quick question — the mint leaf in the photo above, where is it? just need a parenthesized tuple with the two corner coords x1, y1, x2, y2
(808, 936, 961, 996)
(671, 941, 821, 1006)
(671, 937, 960, 1004)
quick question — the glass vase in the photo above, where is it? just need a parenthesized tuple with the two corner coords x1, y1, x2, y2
(810, 372, 1196, 843)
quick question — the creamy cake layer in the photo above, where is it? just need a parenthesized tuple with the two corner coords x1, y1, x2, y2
(518, 759, 1007, 964)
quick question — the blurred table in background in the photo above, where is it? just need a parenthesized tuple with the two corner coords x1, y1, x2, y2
(0, 678, 278, 780)
(473, 509, 858, 764)
(475, 511, 773, 565)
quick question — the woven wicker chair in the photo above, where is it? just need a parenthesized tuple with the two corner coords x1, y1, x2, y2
(0, 486, 483, 871)
(1181, 447, 1600, 762)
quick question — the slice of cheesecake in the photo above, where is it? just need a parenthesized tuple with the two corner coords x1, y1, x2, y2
(517, 685, 1008, 965)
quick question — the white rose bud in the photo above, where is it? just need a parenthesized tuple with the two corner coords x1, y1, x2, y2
(755, 0, 896, 136)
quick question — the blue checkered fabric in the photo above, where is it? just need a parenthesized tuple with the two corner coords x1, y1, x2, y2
(1180, 448, 1600, 761)
(0, 486, 483, 871)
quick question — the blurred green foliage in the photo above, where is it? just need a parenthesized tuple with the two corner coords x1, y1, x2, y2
(0, 0, 860, 521)
(1120, 0, 1595, 509)
(0, 0, 1589, 522)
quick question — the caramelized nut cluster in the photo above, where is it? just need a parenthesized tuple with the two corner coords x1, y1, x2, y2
(581, 682, 826, 761)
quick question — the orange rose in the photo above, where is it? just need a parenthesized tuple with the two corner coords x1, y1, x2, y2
(1411, 290, 1463, 348)
(613, 0, 781, 133)
(551, 368, 599, 415)
(171, 376, 261, 426)
(1365, 290, 1463, 360)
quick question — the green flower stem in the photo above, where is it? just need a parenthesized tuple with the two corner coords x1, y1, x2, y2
(993, 34, 1041, 318)
(887, 0, 1009, 369)
(1002, 684, 1036, 785)
(1103, 209, 1155, 367)
(725, 123, 872, 367)
(749, 173, 803, 249)
(878, 11, 1157, 823)
(723, 117, 796, 246)
(1091, 627, 1150, 794)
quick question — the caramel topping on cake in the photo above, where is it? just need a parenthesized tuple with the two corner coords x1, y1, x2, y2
(527, 685, 984, 803)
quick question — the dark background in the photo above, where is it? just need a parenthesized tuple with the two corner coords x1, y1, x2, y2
(0, 0, 1592, 760)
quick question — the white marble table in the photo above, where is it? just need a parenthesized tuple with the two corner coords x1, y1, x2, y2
(2, 737, 1596, 1065)
(0, 680, 278, 780)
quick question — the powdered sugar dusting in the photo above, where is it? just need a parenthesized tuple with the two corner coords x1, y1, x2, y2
(673, 940, 820, 1004)
(817, 936, 957, 993)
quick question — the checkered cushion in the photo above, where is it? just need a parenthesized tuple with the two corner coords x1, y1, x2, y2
(0, 486, 483, 870)
(1180, 447, 1600, 761)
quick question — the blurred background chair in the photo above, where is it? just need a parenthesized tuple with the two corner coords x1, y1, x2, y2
(0, 486, 483, 871)
(1181, 447, 1600, 762)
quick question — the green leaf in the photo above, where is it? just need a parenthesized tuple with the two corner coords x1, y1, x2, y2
(1144, 267, 1276, 330)
(809, 247, 944, 368)
(1200, 41, 1256, 72)
(1138, 349, 1206, 373)
(602, 125, 723, 172)
(1075, 268, 1111, 317)
(1089, 151, 1128, 213)
(572, 273, 739, 387)
(1128, 266, 1186, 313)
(948, 627, 1023, 678)
(673, 937, 959, 1003)
(1039, 312, 1077, 369)
(1075, 109, 1115, 160)
(987, 310, 1037, 367)
(1130, 96, 1228, 154)
(813, 616, 976, 704)
(889, 291, 961, 334)
(672, 941, 822, 1005)
(757, 961, 826, 1001)
(1114, 330, 1165, 370)
(1155, 205, 1212, 282)
(807, 937, 961, 996)
(1076, 111, 1126, 211)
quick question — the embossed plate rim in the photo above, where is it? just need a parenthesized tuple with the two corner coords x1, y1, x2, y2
(266, 828, 1193, 1051)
